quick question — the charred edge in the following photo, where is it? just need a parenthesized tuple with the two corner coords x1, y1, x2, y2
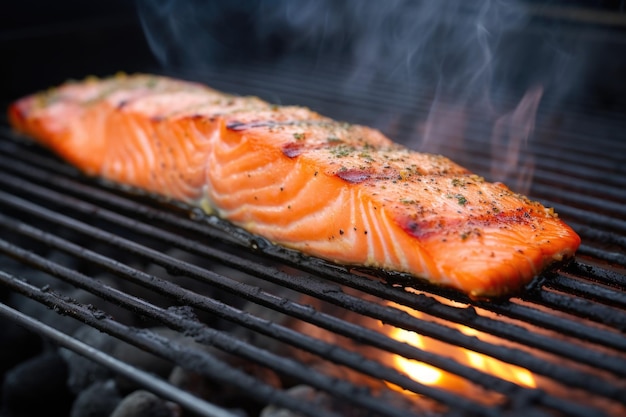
(183, 114, 211, 124)
(335, 169, 372, 184)
(226, 119, 332, 131)
(401, 208, 537, 241)
(281, 142, 304, 158)
(401, 220, 429, 239)
(183, 115, 218, 123)
(226, 121, 277, 131)
(401, 218, 452, 240)
(493, 207, 534, 227)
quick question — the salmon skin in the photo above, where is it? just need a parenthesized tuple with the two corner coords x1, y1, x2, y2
(8, 73, 580, 297)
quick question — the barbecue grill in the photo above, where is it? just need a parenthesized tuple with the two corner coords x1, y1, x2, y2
(1, 2, 625, 417)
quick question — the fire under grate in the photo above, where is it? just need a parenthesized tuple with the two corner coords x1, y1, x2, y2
(0, 60, 625, 417)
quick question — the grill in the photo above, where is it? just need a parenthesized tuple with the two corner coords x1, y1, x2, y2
(1, 2, 626, 417)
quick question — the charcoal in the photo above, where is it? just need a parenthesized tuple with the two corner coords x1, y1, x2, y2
(168, 345, 281, 417)
(128, 249, 251, 330)
(1, 351, 73, 417)
(168, 366, 214, 400)
(59, 325, 117, 394)
(70, 379, 122, 417)
(168, 365, 257, 417)
(4, 266, 85, 336)
(66, 275, 136, 326)
(109, 390, 180, 417)
(0, 319, 43, 383)
(112, 328, 179, 393)
(260, 385, 319, 417)
(261, 384, 440, 417)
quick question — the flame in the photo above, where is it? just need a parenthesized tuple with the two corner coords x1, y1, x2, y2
(384, 303, 536, 397)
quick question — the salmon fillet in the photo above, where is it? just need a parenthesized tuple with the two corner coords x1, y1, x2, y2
(8, 74, 580, 297)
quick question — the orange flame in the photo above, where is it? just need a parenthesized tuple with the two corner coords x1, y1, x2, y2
(384, 303, 536, 397)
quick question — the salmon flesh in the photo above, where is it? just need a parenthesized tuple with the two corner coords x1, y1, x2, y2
(8, 74, 580, 297)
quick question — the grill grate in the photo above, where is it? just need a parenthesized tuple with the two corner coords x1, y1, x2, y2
(0, 60, 625, 417)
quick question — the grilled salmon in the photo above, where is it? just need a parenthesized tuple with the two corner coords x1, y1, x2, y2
(8, 74, 580, 297)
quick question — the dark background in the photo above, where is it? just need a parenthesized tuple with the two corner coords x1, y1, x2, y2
(0, 1, 154, 100)
(1, 0, 626, 110)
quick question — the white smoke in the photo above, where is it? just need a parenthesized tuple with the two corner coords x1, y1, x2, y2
(136, 0, 583, 192)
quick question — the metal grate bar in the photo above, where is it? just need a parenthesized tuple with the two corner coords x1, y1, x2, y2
(524, 287, 625, 330)
(575, 244, 626, 267)
(563, 260, 626, 289)
(548, 273, 626, 309)
(0, 242, 420, 417)
(0, 299, 240, 417)
(0, 189, 541, 405)
(0, 159, 622, 372)
(0, 210, 502, 411)
(0, 193, 610, 417)
(0, 143, 622, 325)
(565, 225, 626, 253)
(0, 148, 622, 359)
(3, 137, 621, 344)
(0, 169, 621, 379)
(0, 271, 342, 417)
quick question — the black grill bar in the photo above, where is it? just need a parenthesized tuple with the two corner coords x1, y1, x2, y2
(3, 139, 623, 348)
(0, 143, 622, 319)
(563, 260, 626, 289)
(548, 273, 626, 309)
(0, 151, 623, 370)
(0, 196, 607, 417)
(476, 298, 626, 350)
(0, 187, 560, 412)
(570, 229, 626, 257)
(0, 278, 344, 417)
(0, 300, 240, 417)
(548, 205, 626, 239)
(575, 245, 626, 267)
(0, 210, 497, 413)
(0, 244, 407, 417)
(1, 165, 625, 394)
(525, 288, 625, 329)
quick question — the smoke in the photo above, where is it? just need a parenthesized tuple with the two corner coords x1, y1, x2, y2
(137, 1, 535, 85)
(135, 0, 583, 192)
